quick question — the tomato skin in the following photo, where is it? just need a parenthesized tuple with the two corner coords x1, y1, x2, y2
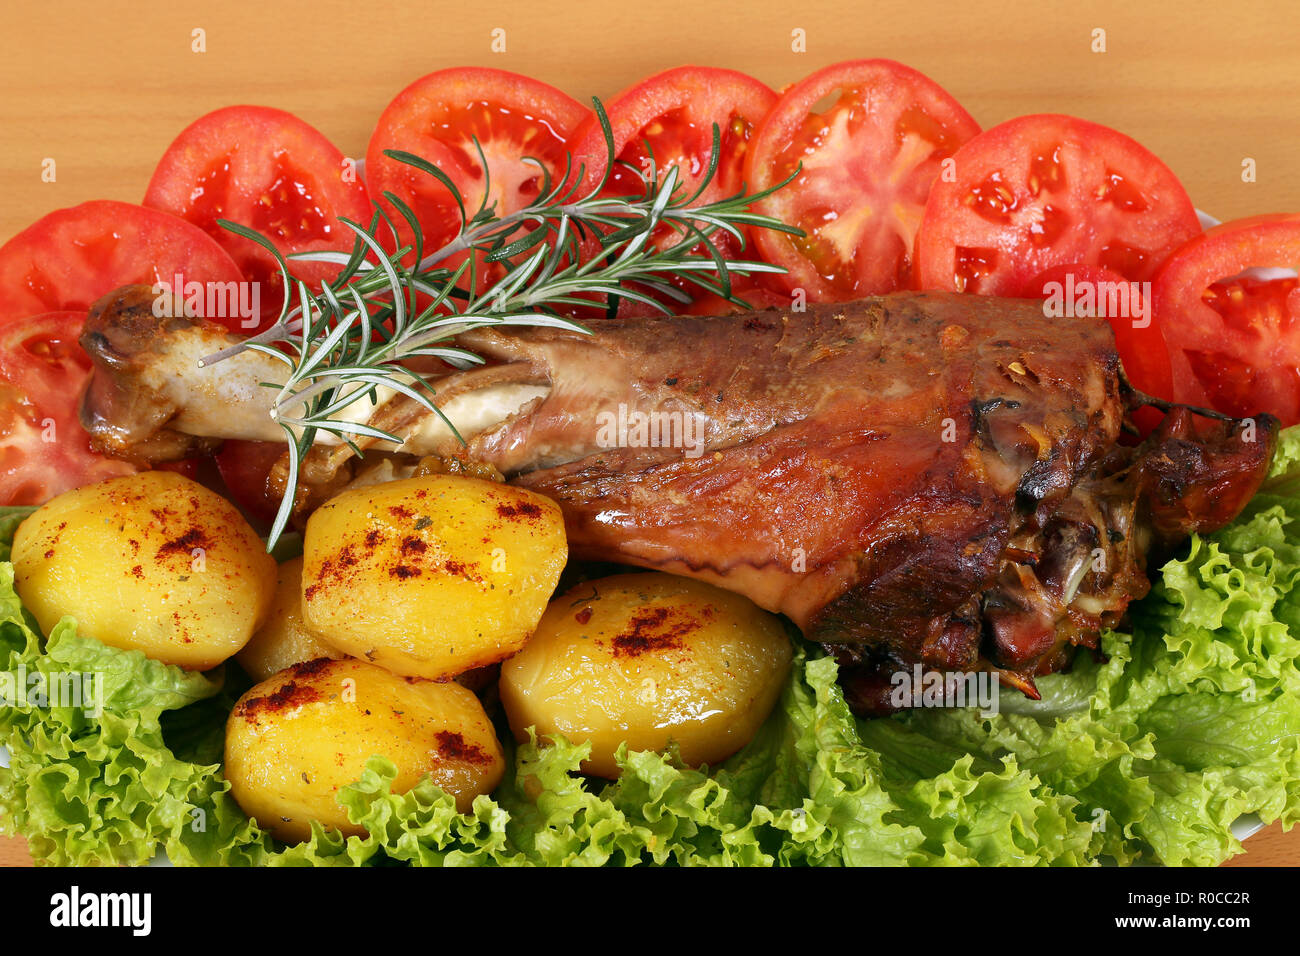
(0, 311, 137, 505)
(214, 439, 286, 527)
(366, 68, 589, 265)
(144, 106, 373, 331)
(566, 66, 777, 315)
(745, 59, 980, 300)
(0, 201, 243, 328)
(1151, 213, 1300, 424)
(569, 66, 777, 201)
(1028, 263, 1171, 437)
(157, 459, 199, 479)
(914, 114, 1201, 297)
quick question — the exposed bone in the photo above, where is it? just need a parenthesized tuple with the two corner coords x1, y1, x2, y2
(78, 285, 552, 465)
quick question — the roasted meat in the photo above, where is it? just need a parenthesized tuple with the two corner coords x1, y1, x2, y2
(78, 287, 1277, 713)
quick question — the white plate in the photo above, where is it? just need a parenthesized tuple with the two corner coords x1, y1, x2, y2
(1232, 814, 1265, 841)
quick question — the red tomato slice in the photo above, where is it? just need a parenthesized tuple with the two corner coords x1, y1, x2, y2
(1029, 263, 1171, 437)
(0, 311, 136, 505)
(157, 459, 200, 480)
(214, 438, 285, 527)
(144, 106, 373, 330)
(567, 66, 777, 314)
(570, 66, 776, 202)
(0, 201, 243, 329)
(914, 114, 1201, 296)
(745, 59, 980, 300)
(366, 68, 589, 270)
(1151, 213, 1300, 424)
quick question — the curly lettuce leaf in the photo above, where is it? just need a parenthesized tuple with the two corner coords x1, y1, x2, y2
(0, 507, 35, 564)
(4, 429, 1300, 866)
(1, 590, 1099, 867)
(0, 564, 269, 866)
(1256, 422, 1300, 502)
(245, 652, 1094, 868)
(900, 505, 1300, 864)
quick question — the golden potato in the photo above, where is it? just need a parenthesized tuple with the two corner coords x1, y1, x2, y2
(12, 471, 275, 670)
(302, 475, 566, 680)
(236, 557, 344, 682)
(500, 572, 792, 778)
(225, 657, 505, 842)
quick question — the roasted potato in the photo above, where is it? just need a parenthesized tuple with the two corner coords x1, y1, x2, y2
(236, 557, 344, 682)
(499, 572, 792, 778)
(238, 556, 490, 691)
(302, 475, 566, 680)
(224, 657, 505, 842)
(11, 471, 275, 670)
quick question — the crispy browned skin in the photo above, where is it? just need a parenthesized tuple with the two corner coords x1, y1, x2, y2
(466, 294, 1273, 707)
(494, 293, 1120, 634)
(76, 288, 1276, 713)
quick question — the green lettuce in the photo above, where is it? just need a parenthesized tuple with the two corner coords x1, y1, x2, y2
(0, 585, 1098, 866)
(3, 425, 1300, 867)
(0, 507, 33, 564)
(894, 436, 1300, 865)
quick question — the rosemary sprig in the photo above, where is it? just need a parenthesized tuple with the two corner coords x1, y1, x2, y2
(202, 99, 801, 548)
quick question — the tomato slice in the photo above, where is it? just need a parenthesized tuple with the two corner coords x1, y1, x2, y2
(744, 59, 979, 300)
(1151, 213, 1300, 424)
(144, 106, 373, 331)
(570, 66, 776, 202)
(366, 68, 589, 273)
(914, 114, 1201, 296)
(214, 438, 285, 527)
(1028, 263, 1172, 437)
(0, 201, 244, 329)
(566, 66, 777, 314)
(0, 311, 137, 505)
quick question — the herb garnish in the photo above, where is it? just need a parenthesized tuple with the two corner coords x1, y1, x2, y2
(201, 100, 800, 547)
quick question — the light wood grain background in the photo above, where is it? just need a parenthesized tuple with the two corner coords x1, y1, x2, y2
(2, 0, 1298, 865)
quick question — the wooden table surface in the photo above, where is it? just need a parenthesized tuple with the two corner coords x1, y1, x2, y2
(2, 0, 1298, 865)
